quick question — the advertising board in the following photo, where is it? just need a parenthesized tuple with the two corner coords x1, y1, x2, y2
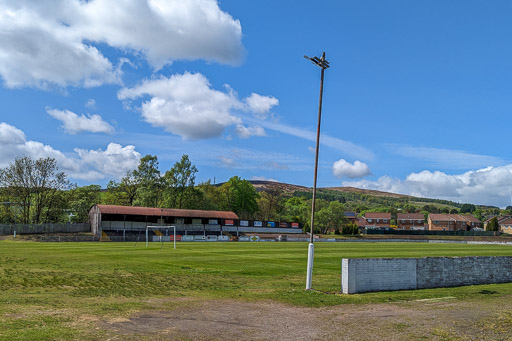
(253, 221, 263, 227)
(267, 221, 275, 228)
(224, 219, 234, 226)
(208, 219, 219, 225)
(291, 222, 300, 228)
(239, 220, 249, 227)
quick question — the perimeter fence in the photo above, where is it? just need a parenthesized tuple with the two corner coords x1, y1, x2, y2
(365, 229, 499, 237)
(0, 223, 90, 235)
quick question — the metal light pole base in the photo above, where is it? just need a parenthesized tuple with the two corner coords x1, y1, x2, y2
(306, 242, 314, 290)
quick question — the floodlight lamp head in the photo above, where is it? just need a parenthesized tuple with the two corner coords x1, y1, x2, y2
(304, 54, 330, 69)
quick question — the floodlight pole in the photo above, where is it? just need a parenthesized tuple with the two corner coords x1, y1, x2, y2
(304, 52, 329, 290)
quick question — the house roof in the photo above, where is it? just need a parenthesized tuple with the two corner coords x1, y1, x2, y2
(356, 217, 366, 227)
(429, 214, 481, 223)
(484, 215, 498, 224)
(499, 217, 512, 225)
(93, 205, 239, 220)
(397, 213, 424, 220)
(498, 216, 512, 224)
(364, 212, 391, 219)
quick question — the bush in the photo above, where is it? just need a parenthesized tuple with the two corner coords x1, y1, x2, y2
(342, 223, 359, 235)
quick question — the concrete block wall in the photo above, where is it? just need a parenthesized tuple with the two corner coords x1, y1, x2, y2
(341, 256, 512, 294)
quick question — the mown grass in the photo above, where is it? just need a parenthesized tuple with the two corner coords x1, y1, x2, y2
(1, 240, 512, 339)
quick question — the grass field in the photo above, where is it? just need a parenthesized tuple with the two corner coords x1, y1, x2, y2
(1, 240, 512, 340)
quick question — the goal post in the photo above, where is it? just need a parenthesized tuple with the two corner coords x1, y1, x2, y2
(145, 225, 177, 249)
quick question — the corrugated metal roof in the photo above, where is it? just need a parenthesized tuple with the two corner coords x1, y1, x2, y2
(94, 205, 239, 219)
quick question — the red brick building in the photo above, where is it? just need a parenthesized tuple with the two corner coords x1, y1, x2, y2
(364, 212, 391, 228)
(397, 213, 425, 230)
(428, 214, 482, 231)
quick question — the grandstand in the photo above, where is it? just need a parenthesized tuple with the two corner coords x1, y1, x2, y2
(89, 205, 302, 240)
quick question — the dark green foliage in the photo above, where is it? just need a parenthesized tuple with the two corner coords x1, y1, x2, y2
(133, 155, 163, 207)
(222, 176, 259, 219)
(486, 217, 500, 231)
(163, 154, 198, 209)
(341, 223, 359, 235)
(68, 185, 101, 222)
(0, 157, 71, 224)
(460, 203, 476, 214)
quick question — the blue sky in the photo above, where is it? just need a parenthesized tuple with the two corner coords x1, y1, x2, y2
(1, 0, 512, 207)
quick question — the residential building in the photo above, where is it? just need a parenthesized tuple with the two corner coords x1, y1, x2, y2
(364, 212, 391, 229)
(428, 214, 482, 231)
(397, 213, 425, 230)
(344, 211, 358, 225)
(499, 217, 512, 234)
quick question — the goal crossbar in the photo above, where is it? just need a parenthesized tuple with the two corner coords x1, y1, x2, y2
(145, 225, 177, 249)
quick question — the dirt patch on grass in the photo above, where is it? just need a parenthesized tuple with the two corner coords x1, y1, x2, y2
(98, 296, 512, 340)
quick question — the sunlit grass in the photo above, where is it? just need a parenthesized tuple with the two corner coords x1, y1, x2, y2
(1, 240, 512, 339)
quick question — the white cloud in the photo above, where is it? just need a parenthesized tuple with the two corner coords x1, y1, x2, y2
(74, 143, 141, 180)
(118, 73, 242, 140)
(245, 93, 278, 119)
(77, 0, 245, 69)
(0, 122, 140, 181)
(332, 159, 371, 179)
(0, 0, 244, 88)
(0, 2, 119, 88)
(219, 156, 236, 168)
(118, 72, 278, 140)
(390, 145, 507, 170)
(47, 108, 114, 134)
(217, 148, 303, 171)
(251, 176, 278, 182)
(343, 165, 512, 208)
(257, 120, 374, 160)
(236, 125, 266, 139)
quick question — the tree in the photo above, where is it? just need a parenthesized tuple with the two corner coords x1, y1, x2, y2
(68, 185, 101, 222)
(0, 157, 70, 224)
(460, 203, 476, 214)
(222, 176, 259, 219)
(133, 155, 163, 207)
(282, 196, 310, 230)
(257, 188, 284, 221)
(192, 180, 222, 211)
(105, 170, 139, 206)
(486, 216, 500, 232)
(163, 155, 198, 209)
(316, 201, 346, 234)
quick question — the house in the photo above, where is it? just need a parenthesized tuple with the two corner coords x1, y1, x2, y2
(428, 214, 482, 231)
(499, 217, 512, 234)
(397, 213, 425, 230)
(344, 211, 358, 225)
(484, 215, 512, 231)
(356, 217, 367, 229)
(364, 212, 391, 229)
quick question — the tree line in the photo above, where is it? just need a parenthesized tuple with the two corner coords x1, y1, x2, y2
(6, 154, 504, 233)
(0, 155, 351, 234)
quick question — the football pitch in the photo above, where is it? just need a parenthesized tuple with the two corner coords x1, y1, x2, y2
(2, 240, 512, 340)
